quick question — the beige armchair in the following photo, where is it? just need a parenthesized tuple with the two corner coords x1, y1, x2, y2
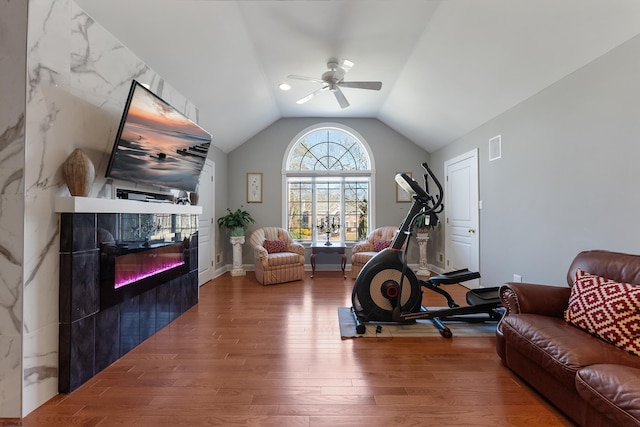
(249, 227, 305, 285)
(350, 226, 398, 279)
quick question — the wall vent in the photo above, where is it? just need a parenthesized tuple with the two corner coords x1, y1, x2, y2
(489, 135, 502, 161)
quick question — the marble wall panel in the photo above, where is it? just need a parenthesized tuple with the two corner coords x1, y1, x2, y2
(22, 324, 59, 415)
(0, 0, 27, 191)
(0, 336, 22, 417)
(0, 0, 27, 418)
(0, 199, 24, 338)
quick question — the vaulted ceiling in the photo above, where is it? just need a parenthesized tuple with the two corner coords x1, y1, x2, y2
(74, 0, 640, 154)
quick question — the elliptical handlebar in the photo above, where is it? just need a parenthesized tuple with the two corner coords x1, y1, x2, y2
(395, 162, 443, 211)
(391, 162, 444, 250)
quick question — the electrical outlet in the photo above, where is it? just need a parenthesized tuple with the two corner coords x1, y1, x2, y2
(438, 253, 444, 263)
(513, 274, 522, 283)
(216, 254, 221, 263)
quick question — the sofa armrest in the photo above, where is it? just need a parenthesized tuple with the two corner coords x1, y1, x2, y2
(500, 282, 571, 319)
(287, 241, 305, 256)
(352, 242, 373, 253)
(253, 246, 269, 268)
(576, 364, 640, 427)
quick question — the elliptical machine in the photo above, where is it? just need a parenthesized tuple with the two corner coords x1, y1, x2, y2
(351, 162, 502, 337)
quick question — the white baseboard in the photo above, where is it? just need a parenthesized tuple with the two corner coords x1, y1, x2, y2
(212, 263, 444, 278)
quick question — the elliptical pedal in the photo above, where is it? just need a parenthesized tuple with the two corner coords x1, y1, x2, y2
(466, 287, 500, 306)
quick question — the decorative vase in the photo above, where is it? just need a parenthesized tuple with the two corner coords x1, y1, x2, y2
(62, 149, 95, 197)
(230, 227, 245, 237)
(189, 192, 199, 205)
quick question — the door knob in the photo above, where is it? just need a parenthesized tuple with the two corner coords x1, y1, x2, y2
(468, 228, 476, 233)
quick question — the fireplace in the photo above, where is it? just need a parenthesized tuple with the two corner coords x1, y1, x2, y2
(100, 240, 190, 309)
(58, 206, 200, 393)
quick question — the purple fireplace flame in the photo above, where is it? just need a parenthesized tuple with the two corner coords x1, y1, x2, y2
(115, 260, 186, 289)
(108, 242, 187, 293)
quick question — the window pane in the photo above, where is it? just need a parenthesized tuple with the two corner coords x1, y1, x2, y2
(288, 180, 312, 241)
(345, 180, 369, 241)
(287, 128, 371, 172)
(315, 181, 341, 243)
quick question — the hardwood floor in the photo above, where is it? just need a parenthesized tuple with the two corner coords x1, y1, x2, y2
(16, 271, 573, 426)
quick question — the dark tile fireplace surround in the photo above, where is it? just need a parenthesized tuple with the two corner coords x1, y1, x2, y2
(58, 211, 199, 393)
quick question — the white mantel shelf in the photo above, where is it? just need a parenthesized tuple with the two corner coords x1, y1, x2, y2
(55, 196, 203, 215)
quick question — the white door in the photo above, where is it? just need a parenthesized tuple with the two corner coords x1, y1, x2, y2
(444, 149, 480, 289)
(198, 160, 215, 286)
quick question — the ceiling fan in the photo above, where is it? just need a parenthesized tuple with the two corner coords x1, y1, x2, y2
(288, 58, 382, 109)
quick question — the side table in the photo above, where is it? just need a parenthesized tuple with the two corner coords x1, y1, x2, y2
(311, 242, 346, 278)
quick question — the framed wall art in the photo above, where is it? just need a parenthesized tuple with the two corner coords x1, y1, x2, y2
(247, 172, 263, 203)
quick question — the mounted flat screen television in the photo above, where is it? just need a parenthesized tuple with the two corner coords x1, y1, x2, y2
(105, 80, 212, 193)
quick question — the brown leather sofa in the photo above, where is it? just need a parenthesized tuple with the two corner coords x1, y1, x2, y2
(497, 250, 640, 426)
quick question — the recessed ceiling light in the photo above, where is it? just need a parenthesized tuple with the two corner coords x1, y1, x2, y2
(279, 83, 291, 91)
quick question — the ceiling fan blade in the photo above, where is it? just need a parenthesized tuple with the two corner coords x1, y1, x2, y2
(333, 86, 350, 109)
(288, 74, 325, 84)
(296, 85, 329, 105)
(338, 81, 382, 90)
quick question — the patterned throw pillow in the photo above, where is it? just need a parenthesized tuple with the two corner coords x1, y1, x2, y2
(565, 269, 640, 357)
(373, 239, 391, 252)
(264, 239, 287, 254)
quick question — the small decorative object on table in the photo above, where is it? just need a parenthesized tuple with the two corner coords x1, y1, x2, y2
(62, 148, 95, 197)
(189, 192, 199, 205)
(317, 214, 340, 246)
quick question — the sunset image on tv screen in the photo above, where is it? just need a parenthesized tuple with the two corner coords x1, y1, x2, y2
(106, 81, 212, 192)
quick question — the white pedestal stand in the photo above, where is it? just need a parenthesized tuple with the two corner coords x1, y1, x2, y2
(416, 232, 431, 277)
(230, 235, 246, 276)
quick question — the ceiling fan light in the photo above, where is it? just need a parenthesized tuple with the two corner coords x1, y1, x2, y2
(341, 59, 354, 69)
(279, 82, 291, 91)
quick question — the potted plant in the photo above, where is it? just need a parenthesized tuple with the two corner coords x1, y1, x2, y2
(414, 211, 439, 234)
(217, 206, 255, 236)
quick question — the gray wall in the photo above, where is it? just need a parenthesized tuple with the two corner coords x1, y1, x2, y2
(430, 33, 640, 288)
(224, 117, 431, 264)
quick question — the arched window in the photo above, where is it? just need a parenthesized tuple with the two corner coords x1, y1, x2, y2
(284, 124, 373, 244)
